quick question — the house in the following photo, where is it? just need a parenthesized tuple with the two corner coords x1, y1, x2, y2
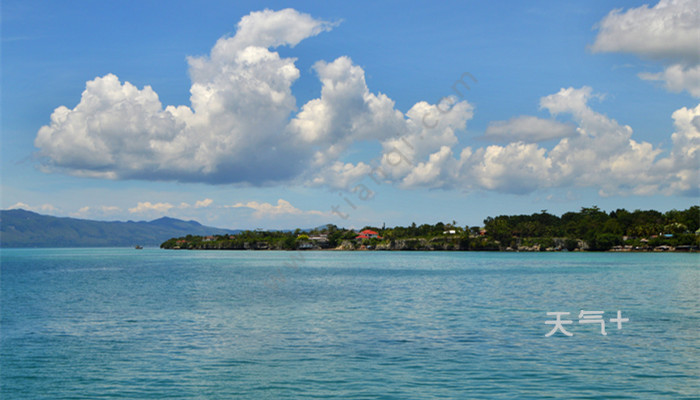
(356, 229, 381, 239)
(443, 229, 457, 235)
(308, 234, 328, 242)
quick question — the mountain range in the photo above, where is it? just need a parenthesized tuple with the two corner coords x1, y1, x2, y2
(0, 209, 240, 247)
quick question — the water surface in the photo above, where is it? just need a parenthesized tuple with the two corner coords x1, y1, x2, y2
(1, 249, 698, 399)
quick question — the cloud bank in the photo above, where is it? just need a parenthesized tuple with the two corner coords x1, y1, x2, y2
(228, 199, 325, 218)
(35, 6, 699, 197)
(484, 116, 576, 143)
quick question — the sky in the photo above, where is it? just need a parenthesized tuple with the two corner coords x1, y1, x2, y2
(1, 0, 698, 230)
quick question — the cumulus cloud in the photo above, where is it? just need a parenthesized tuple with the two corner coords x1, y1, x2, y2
(367, 86, 698, 196)
(591, 0, 700, 97)
(484, 116, 576, 143)
(228, 199, 325, 218)
(378, 98, 473, 182)
(35, 8, 473, 190)
(32, 8, 698, 198)
(218, 8, 336, 51)
(129, 201, 174, 214)
(591, 0, 699, 62)
(194, 198, 214, 208)
(35, 9, 332, 184)
(288, 56, 408, 169)
(639, 64, 700, 97)
(656, 103, 700, 195)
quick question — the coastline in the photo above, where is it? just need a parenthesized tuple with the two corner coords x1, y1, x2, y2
(160, 242, 699, 253)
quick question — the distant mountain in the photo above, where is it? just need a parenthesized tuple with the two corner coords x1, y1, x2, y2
(0, 209, 240, 248)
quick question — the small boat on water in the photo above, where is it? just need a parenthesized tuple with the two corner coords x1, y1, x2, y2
(134, 245, 143, 250)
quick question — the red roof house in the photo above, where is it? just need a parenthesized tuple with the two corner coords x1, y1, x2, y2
(356, 229, 381, 239)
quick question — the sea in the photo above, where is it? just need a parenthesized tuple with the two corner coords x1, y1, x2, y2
(1, 248, 698, 399)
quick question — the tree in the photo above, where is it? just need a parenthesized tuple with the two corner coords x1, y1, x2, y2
(589, 233, 621, 251)
(484, 216, 513, 246)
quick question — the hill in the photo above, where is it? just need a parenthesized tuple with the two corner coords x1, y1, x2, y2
(0, 209, 240, 247)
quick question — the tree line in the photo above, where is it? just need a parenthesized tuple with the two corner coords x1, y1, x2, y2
(161, 205, 699, 251)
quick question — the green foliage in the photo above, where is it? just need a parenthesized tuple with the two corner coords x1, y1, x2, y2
(564, 238, 579, 251)
(589, 233, 622, 251)
(281, 235, 296, 250)
(156, 205, 698, 252)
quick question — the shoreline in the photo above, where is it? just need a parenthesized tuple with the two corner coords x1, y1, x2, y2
(161, 246, 699, 253)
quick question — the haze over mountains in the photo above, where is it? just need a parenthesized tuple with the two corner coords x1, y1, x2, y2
(0, 209, 239, 247)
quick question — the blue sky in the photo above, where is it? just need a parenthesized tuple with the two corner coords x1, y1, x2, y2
(2, 0, 698, 229)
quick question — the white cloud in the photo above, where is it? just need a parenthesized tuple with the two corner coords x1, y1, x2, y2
(178, 198, 215, 209)
(128, 201, 174, 214)
(373, 98, 474, 184)
(591, 0, 699, 63)
(35, 9, 333, 184)
(308, 161, 374, 189)
(460, 87, 670, 195)
(460, 142, 553, 194)
(35, 10, 474, 190)
(40, 204, 58, 212)
(194, 198, 213, 208)
(286, 53, 474, 188)
(100, 205, 121, 213)
(288, 56, 408, 168)
(656, 103, 700, 195)
(69, 205, 122, 218)
(206, 8, 336, 56)
(228, 199, 325, 218)
(639, 64, 700, 97)
(401, 146, 459, 189)
(591, 0, 700, 97)
(369, 86, 698, 196)
(8, 202, 57, 213)
(31, 8, 699, 199)
(484, 116, 576, 143)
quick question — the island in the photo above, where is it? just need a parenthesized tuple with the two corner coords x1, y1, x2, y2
(161, 206, 699, 252)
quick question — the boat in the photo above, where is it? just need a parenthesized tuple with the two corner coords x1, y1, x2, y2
(134, 245, 143, 249)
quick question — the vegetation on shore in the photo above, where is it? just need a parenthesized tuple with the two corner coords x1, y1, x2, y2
(160, 206, 699, 252)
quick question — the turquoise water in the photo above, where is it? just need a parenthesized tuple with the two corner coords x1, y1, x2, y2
(1, 249, 698, 399)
